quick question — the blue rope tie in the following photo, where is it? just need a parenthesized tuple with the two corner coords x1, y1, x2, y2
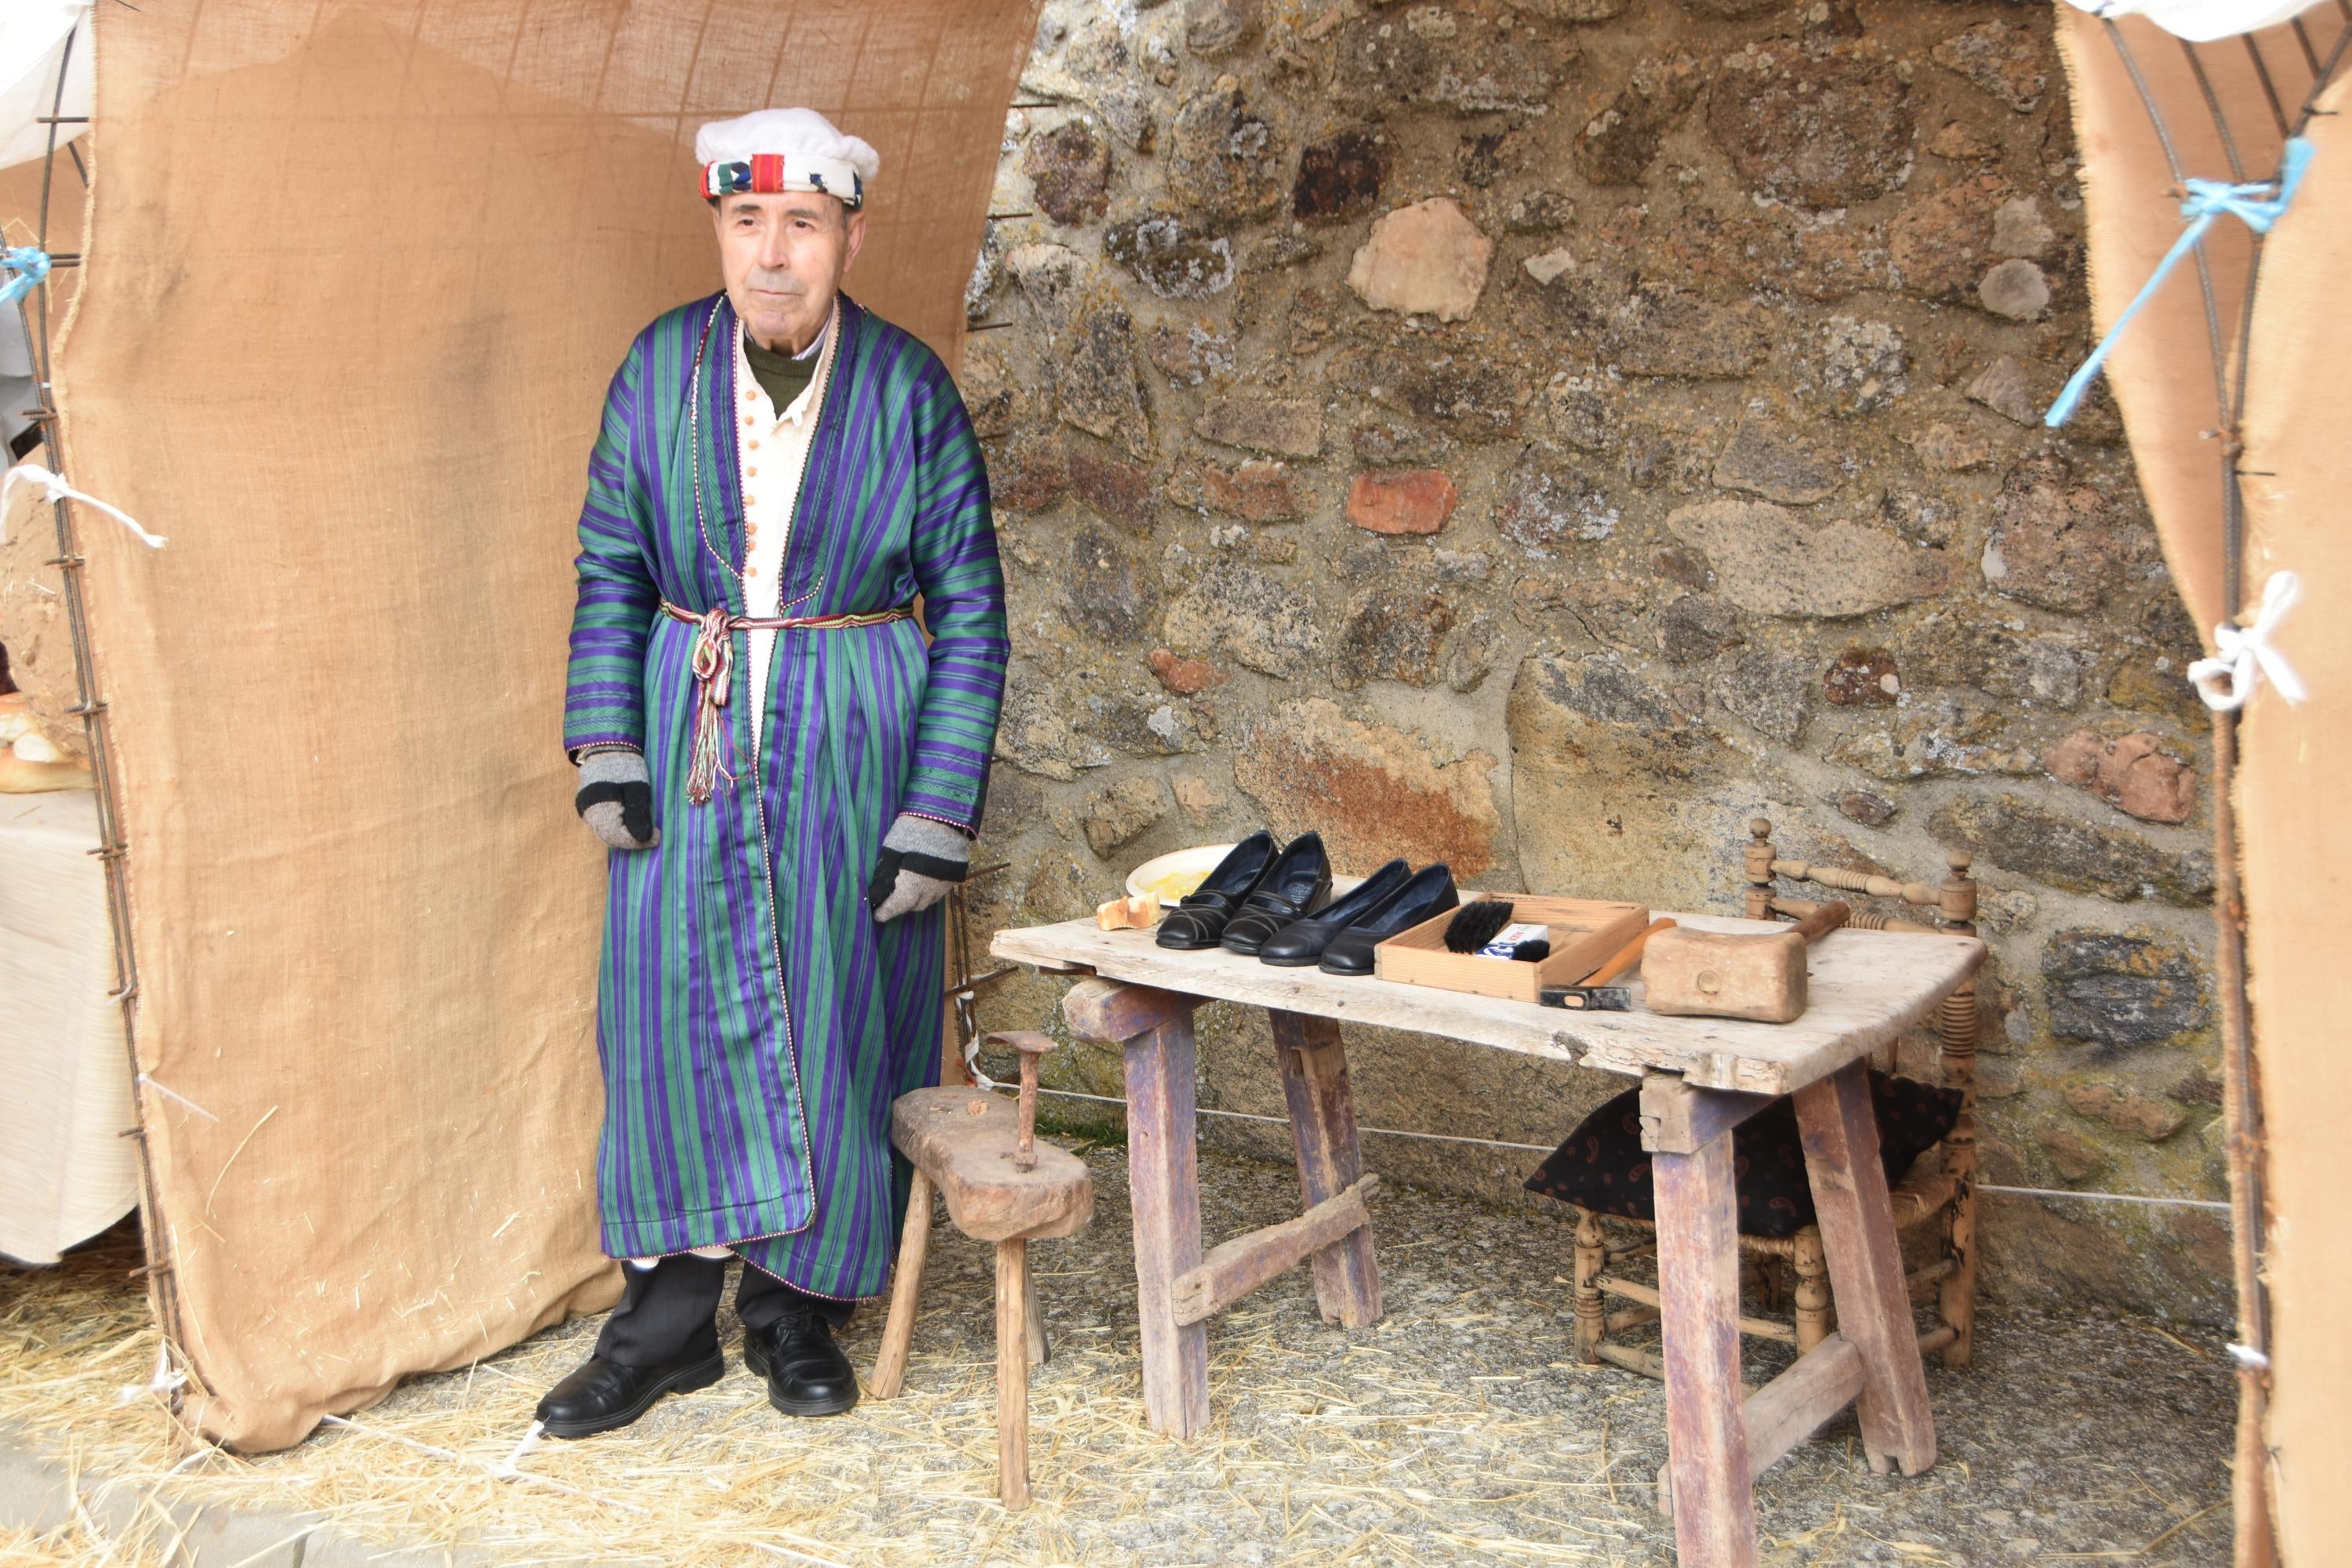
(2045, 136, 2317, 428)
(0, 246, 50, 307)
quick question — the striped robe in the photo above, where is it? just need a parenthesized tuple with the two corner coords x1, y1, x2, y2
(561, 292, 1007, 1301)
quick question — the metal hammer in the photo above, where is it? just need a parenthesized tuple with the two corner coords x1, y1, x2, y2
(1641, 902, 1852, 1023)
(1540, 917, 1676, 1011)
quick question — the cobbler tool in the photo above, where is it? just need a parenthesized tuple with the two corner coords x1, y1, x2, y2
(1541, 916, 1675, 1011)
(1642, 902, 1852, 1023)
(1443, 899, 1517, 953)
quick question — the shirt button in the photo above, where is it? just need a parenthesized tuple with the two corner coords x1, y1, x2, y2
(748, 438, 760, 449)
(742, 416, 755, 428)
(746, 466, 757, 477)
(746, 565, 760, 577)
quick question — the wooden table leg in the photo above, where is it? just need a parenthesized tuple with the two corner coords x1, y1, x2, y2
(1652, 1120, 1760, 1568)
(1123, 1008, 1212, 1439)
(1061, 979, 1214, 1438)
(1269, 1008, 1382, 1328)
(1793, 1059, 1937, 1477)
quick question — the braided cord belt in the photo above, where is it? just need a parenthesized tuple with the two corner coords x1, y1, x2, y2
(661, 600, 915, 804)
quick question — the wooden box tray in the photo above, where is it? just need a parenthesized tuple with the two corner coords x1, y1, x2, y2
(1373, 895, 1649, 1004)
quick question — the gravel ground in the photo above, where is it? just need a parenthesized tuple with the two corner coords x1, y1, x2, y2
(1, 1143, 2234, 1566)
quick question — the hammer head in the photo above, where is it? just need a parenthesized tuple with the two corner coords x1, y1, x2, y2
(1642, 925, 1809, 1022)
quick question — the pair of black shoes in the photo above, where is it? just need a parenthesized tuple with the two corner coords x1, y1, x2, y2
(533, 1308, 856, 1439)
(1157, 829, 1334, 955)
(1262, 857, 1457, 975)
(1156, 831, 1458, 976)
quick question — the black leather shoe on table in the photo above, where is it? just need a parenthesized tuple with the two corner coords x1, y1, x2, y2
(1258, 858, 1411, 967)
(1156, 830, 1279, 950)
(746, 1309, 860, 1417)
(1220, 832, 1334, 956)
(1318, 863, 1458, 977)
(534, 1348, 725, 1439)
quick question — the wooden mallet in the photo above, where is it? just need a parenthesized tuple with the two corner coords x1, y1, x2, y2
(1641, 902, 1853, 1023)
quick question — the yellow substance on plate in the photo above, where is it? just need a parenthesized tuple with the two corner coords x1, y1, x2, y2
(1138, 868, 1210, 903)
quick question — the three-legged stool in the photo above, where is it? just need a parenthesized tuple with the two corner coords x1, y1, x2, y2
(870, 1031, 1094, 1508)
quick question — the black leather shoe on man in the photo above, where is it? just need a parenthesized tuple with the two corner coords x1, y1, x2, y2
(746, 1306, 861, 1417)
(534, 1346, 726, 1439)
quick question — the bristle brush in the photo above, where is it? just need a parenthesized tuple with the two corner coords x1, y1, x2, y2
(1443, 900, 1515, 954)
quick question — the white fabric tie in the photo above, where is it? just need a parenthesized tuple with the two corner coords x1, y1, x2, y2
(2, 461, 168, 548)
(2187, 571, 2307, 712)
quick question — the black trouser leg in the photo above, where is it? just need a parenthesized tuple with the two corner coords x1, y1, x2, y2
(593, 1254, 726, 1367)
(736, 1261, 855, 1333)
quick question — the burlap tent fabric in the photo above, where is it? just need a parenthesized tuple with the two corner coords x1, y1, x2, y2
(2057, 12, 2347, 1559)
(2230, 68, 2350, 1568)
(60, 0, 1036, 1453)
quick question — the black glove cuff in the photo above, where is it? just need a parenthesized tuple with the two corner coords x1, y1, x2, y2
(897, 850, 969, 884)
(577, 779, 655, 844)
(575, 781, 627, 816)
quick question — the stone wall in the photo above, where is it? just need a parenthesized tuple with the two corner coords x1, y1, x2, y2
(958, 0, 2231, 1322)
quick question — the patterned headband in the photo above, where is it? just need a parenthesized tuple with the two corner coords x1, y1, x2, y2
(699, 154, 866, 208)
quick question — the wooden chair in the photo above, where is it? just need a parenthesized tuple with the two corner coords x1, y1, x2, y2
(870, 1030, 1093, 1509)
(1571, 817, 1983, 1393)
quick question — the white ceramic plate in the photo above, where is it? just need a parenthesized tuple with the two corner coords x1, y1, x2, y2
(1125, 843, 1236, 903)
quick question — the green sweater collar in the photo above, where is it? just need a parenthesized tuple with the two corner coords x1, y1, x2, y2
(742, 324, 824, 412)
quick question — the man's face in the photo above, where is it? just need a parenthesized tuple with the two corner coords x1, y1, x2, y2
(713, 192, 866, 353)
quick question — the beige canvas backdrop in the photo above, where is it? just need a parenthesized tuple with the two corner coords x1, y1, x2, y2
(62, 0, 1037, 1453)
(2057, 8, 2348, 1560)
(2233, 67, 2349, 1568)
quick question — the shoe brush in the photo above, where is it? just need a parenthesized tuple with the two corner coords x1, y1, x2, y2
(1444, 900, 1551, 962)
(1444, 900, 1515, 953)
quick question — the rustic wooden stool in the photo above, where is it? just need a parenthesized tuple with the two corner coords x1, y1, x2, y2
(869, 1030, 1093, 1509)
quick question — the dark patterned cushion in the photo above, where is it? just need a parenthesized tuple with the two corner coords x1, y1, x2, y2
(1523, 1071, 1963, 1239)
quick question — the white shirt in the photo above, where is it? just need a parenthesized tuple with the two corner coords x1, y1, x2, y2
(734, 305, 839, 755)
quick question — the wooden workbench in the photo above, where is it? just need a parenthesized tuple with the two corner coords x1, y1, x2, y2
(989, 910, 1986, 1568)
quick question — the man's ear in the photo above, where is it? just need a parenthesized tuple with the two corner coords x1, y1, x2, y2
(842, 209, 867, 271)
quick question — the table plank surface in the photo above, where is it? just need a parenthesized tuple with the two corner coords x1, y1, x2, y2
(991, 912, 1984, 1097)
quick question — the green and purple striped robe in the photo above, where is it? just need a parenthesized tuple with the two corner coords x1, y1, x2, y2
(562, 292, 1007, 1301)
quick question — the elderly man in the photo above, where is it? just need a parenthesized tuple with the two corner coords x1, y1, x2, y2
(538, 107, 1008, 1436)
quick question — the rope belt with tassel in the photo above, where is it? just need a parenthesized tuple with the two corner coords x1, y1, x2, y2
(661, 600, 916, 804)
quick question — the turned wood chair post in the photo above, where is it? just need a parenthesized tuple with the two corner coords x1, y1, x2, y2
(1936, 976, 1980, 1367)
(1744, 817, 1777, 920)
(1939, 848, 1979, 933)
(1572, 1206, 1606, 1363)
(1791, 1225, 1832, 1354)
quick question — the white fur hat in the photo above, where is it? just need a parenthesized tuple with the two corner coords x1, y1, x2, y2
(694, 107, 879, 207)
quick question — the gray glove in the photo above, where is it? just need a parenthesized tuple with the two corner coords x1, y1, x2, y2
(867, 813, 968, 922)
(575, 748, 659, 851)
